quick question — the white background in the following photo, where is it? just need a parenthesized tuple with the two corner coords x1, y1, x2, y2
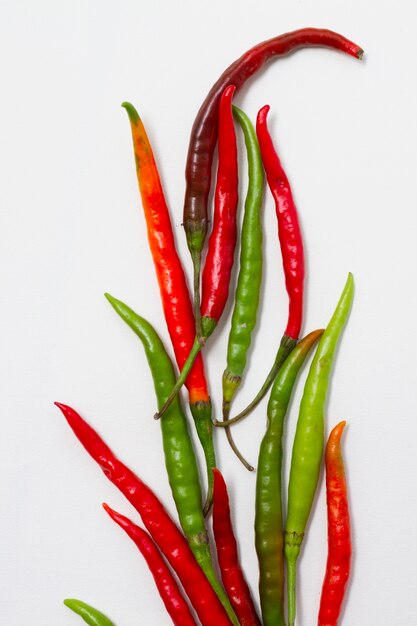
(1, 1, 417, 624)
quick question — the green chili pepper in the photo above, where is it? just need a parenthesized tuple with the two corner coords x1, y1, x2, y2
(285, 273, 354, 626)
(104, 293, 239, 626)
(255, 329, 323, 626)
(219, 106, 264, 469)
(64, 599, 116, 626)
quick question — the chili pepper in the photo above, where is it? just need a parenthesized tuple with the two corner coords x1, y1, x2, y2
(183, 28, 363, 328)
(226, 103, 304, 425)
(318, 421, 351, 626)
(255, 329, 323, 626)
(104, 294, 233, 613)
(212, 469, 262, 626)
(103, 504, 197, 626)
(156, 84, 238, 418)
(122, 102, 216, 513)
(55, 402, 236, 626)
(222, 106, 264, 419)
(285, 273, 354, 626)
(218, 105, 264, 469)
(63, 599, 116, 626)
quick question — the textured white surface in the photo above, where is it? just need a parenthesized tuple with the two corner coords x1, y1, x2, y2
(1, 1, 417, 624)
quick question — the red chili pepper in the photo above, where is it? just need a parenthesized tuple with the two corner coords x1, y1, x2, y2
(103, 504, 197, 626)
(200, 84, 239, 339)
(318, 421, 351, 626)
(227, 104, 305, 425)
(55, 402, 232, 626)
(155, 85, 238, 422)
(256, 104, 304, 340)
(183, 28, 363, 319)
(212, 469, 261, 626)
(122, 102, 208, 407)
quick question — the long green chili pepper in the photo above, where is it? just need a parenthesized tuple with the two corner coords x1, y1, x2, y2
(104, 293, 238, 624)
(255, 329, 323, 626)
(285, 273, 354, 626)
(64, 599, 116, 626)
(217, 106, 264, 469)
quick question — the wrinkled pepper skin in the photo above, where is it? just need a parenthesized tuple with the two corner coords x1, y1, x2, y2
(285, 273, 354, 626)
(318, 421, 351, 626)
(256, 330, 323, 626)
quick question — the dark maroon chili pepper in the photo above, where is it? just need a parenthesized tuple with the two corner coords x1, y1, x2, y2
(183, 28, 363, 324)
(103, 504, 198, 626)
(55, 402, 234, 626)
(212, 469, 262, 626)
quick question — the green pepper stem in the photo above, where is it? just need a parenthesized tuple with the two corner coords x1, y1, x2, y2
(155, 336, 202, 419)
(225, 425, 254, 471)
(286, 558, 296, 626)
(217, 335, 297, 427)
(192, 250, 203, 342)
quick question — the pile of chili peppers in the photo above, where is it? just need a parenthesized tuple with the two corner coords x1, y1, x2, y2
(59, 27, 362, 626)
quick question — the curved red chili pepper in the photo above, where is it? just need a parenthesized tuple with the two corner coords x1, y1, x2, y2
(212, 469, 261, 626)
(318, 421, 351, 626)
(183, 28, 363, 255)
(103, 504, 197, 626)
(55, 402, 232, 626)
(256, 104, 304, 340)
(200, 85, 239, 337)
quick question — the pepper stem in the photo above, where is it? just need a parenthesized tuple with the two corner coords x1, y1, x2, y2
(192, 250, 204, 343)
(218, 335, 296, 426)
(154, 336, 202, 419)
(286, 558, 296, 626)
(225, 426, 254, 471)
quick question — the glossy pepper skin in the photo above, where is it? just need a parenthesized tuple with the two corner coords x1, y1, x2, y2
(156, 85, 238, 420)
(183, 28, 363, 317)
(318, 421, 351, 626)
(257, 105, 304, 341)
(104, 294, 235, 617)
(56, 403, 235, 626)
(63, 599, 116, 626)
(200, 84, 238, 335)
(103, 504, 197, 626)
(255, 329, 323, 626)
(122, 102, 208, 406)
(222, 106, 264, 420)
(212, 469, 262, 626)
(227, 104, 305, 426)
(122, 103, 215, 489)
(285, 273, 354, 626)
